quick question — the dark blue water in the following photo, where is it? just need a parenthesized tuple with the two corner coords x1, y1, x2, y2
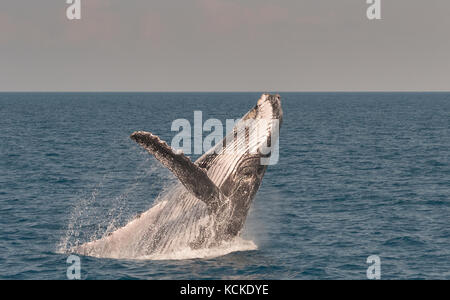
(0, 92, 449, 279)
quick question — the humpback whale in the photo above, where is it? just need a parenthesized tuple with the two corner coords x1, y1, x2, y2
(75, 94, 283, 259)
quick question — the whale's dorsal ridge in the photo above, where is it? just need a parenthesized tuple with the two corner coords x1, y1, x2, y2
(130, 131, 224, 213)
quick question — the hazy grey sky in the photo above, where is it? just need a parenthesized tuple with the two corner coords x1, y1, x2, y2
(0, 0, 449, 91)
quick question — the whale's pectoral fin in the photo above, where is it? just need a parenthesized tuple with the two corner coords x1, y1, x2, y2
(131, 131, 223, 212)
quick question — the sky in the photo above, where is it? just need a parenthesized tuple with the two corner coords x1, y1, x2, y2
(0, 0, 449, 92)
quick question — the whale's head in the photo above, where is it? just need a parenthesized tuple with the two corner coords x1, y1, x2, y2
(242, 93, 283, 125)
(203, 94, 283, 237)
(255, 93, 283, 121)
(238, 93, 283, 165)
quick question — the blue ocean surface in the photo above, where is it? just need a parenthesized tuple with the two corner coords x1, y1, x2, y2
(0, 92, 449, 280)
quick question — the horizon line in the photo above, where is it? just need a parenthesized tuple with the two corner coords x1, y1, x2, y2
(1, 90, 450, 93)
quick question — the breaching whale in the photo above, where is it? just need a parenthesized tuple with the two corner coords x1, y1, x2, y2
(75, 94, 283, 259)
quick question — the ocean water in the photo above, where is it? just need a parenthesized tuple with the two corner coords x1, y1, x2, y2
(0, 92, 449, 280)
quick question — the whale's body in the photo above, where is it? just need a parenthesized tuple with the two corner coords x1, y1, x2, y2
(76, 94, 282, 259)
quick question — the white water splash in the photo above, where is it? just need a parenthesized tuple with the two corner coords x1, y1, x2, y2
(139, 237, 257, 261)
(58, 156, 164, 254)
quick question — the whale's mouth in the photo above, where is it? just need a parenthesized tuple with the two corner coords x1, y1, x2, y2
(257, 94, 283, 122)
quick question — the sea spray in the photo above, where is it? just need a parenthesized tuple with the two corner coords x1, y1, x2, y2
(58, 157, 164, 254)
